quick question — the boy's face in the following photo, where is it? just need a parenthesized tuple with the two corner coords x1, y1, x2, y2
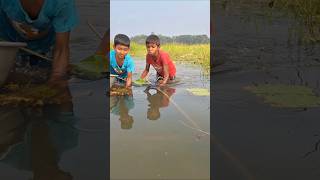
(114, 44, 130, 60)
(146, 43, 159, 56)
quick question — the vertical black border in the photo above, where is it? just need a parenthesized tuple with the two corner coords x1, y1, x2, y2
(106, 0, 110, 179)
(210, 0, 214, 179)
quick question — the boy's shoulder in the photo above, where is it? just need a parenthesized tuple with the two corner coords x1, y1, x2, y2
(159, 50, 172, 60)
(125, 53, 134, 62)
(159, 50, 170, 57)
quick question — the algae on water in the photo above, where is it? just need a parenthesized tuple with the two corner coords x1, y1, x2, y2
(0, 83, 67, 107)
(110, 86, 132, 96)
(244, 84, 320, 108)
(186, 88, 210, 96)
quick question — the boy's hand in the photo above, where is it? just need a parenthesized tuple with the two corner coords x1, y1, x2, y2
(158, 80, 167, 86)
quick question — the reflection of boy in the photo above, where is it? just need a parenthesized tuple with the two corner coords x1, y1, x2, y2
(140, 35, 176, 86)
(145, 87, 176, 120)
(110, 96, 134, 129)
(0, 107, 78, 180)
(110, 34, 135, 88)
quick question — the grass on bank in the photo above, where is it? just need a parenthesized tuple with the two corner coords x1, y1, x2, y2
(112, 42, 210, 73)
(220, 0, 320, 42)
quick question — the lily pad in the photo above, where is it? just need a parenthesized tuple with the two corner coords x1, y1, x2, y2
(244, 84, 320, 108)
(186, 88, 210, 96)
(70, 55, 109, 80)
(132, 78, 150, 87)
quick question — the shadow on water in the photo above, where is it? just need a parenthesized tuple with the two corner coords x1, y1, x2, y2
(213, 1, 320, 180)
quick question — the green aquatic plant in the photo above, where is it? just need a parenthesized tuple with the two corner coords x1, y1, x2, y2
(110, 86, 132, 96)
(244, 84, 320, 108)
(132, 78, 150, 87)
(186, 88, 210, 96)
(71, 55, 109, 80)
(0, 83, 63, 107)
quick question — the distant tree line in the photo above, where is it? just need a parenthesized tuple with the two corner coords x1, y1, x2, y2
(130, 34, 210, 44)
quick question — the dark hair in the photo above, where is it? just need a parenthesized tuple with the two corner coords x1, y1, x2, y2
(114, 34, 130, 47)
(146, 34, 160, 46)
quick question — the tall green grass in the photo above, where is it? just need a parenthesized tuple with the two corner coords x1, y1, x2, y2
(220, 0, 320, 42)
(272, 0, 320, 42)
(112, 42, 210, 73)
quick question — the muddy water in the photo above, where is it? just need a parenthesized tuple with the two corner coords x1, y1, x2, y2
(110, 60, 210, 179)
(213, 1, 320, 180)
(0, 1, 108, 180)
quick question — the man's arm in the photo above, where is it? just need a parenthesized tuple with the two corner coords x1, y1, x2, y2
(49, 32, 70, 86)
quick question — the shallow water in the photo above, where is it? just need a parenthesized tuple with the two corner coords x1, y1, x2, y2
(214, 1, 320, 180)
(0, 1, 109, 180)
(110, 60, 210, 179)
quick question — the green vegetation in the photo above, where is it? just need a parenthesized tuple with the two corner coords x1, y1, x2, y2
(0, 83, 62, 107)
(132, 78, 151, 87)
(244, 84, 320, 108)
(131, 34, 210, 44)
(186, 88, 210, 96)
(272, 0, 320, 42)
(219, 0, 320, 42)
(129, 42, 210, 73)
(71, 55, 109, 80)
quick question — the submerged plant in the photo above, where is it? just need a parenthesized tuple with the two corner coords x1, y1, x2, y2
(110, 86, 132, 96)
(0, 83, 63, 107)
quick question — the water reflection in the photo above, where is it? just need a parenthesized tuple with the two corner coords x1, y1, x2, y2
(144, 86, 176, 121)
(110, 95, 134, 129)
(0, 86, 78, 180)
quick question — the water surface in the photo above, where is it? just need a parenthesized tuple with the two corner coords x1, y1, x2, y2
(110, 60, 210, 180)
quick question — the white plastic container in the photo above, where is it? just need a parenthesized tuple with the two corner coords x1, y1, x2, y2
(0, 41, 27, 86)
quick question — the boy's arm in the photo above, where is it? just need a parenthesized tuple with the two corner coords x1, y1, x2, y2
(159, 64, 169, 86)
(140, 64, 150, 79)
(48, 31, 70, 88)
(126, 72, 133, 88)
